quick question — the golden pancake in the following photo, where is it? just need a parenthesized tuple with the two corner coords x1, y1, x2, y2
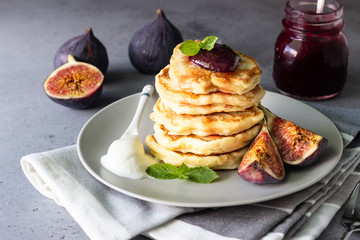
(145, 135, 248, 169)
(150, 99, 264, 136)
(159, 100, 250, 115)
(156, 65, 265, 114)
(168, 42, 262, 95)
(153, 123, 261, 155)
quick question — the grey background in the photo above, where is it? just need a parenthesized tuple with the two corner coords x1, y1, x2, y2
(1, 0, 359, 239)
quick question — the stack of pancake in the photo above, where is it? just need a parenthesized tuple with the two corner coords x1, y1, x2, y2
(145, 42, 265, 169)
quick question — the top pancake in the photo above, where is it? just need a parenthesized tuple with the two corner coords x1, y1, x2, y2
(168, 42, 262, 95)
(156, 65, 265, 115)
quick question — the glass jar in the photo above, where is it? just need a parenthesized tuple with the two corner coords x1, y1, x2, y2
(273, 0, 348, 100)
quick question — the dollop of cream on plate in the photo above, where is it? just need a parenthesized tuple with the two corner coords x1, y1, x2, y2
(101, 136, 157, 179)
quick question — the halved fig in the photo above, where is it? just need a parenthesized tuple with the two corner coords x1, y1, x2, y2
(259, 105, 328, 167)
(44, 55, 104, 109)
(238, 119, 285, 184)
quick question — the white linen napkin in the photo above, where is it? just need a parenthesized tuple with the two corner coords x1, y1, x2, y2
(21, 145, 196, 240)
(21, 132, 360, 240)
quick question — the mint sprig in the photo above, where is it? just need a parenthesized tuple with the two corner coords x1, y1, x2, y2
(179, 36, 218, 56)
(146, 163, 219, 184)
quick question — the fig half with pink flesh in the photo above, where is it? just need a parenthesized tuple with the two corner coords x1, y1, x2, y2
(238, 119, 285, 184)
(259, 105, 328, 167)
(44, 55, 104, 109)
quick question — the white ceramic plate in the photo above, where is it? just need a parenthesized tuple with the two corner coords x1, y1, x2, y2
(77, 90, 342, 207)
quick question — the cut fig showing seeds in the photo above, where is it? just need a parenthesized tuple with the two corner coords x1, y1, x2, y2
(44, 55, 104, 109)
(259, 105, 328, 167)
(238, 119, 285, 184)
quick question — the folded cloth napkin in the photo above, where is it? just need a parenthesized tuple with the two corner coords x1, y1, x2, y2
(21, 131, 360, 240)
(148, 132, 360, 240)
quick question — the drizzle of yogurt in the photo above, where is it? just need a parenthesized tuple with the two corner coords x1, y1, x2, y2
(100, 135, 157, 179)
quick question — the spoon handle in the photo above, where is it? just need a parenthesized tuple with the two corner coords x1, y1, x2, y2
(122, 85, 154, 137)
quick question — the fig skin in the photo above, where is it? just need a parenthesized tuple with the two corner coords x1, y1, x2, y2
(238, 119, 285, 184)
(48, 89, 102, 109)
(44, 55, 104, 109)
(259, 105, 328, 167)
(54, 28, 109, 75)
(129, 9, 183, 74)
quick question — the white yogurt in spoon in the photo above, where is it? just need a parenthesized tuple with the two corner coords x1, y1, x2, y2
(100, 85, 157, 179)
(100, 136, 157, 179)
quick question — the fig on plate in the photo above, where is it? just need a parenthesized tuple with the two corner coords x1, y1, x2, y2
(189, 43, 240, 72)
(129, 9, 183, 74)
(238, 119, 285, 184)
(44, 55, 104, 109)
(54, 28, 109, 75)
(259, 105, 328, 167)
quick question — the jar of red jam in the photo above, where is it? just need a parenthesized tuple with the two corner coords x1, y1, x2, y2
(273, 0, 348, 100)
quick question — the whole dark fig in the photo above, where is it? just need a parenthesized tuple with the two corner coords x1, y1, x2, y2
(44, 55, 104, 109)
(54, 28, 109, 75)
(129, 9, 183, 74)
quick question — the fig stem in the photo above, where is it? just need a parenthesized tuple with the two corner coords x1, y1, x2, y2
(67, 54, 77, 63)
(122, 85, 154, 138)
(156, 9, 164, 18)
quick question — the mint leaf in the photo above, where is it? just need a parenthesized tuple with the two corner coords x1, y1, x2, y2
(185, 167, 219, 184)
(146, 163, 180, 179)
(178, 163, 190, 179)
(199, 36, 218, 51)
(146, 163, 219, 183)
(179, 36, 218, 56)
(179, 40, 200, 56)
(178, 173, 189, 180)
(179, 163, 190, 172)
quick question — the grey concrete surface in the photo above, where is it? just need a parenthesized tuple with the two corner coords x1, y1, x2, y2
(1, 0, 359, 239)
